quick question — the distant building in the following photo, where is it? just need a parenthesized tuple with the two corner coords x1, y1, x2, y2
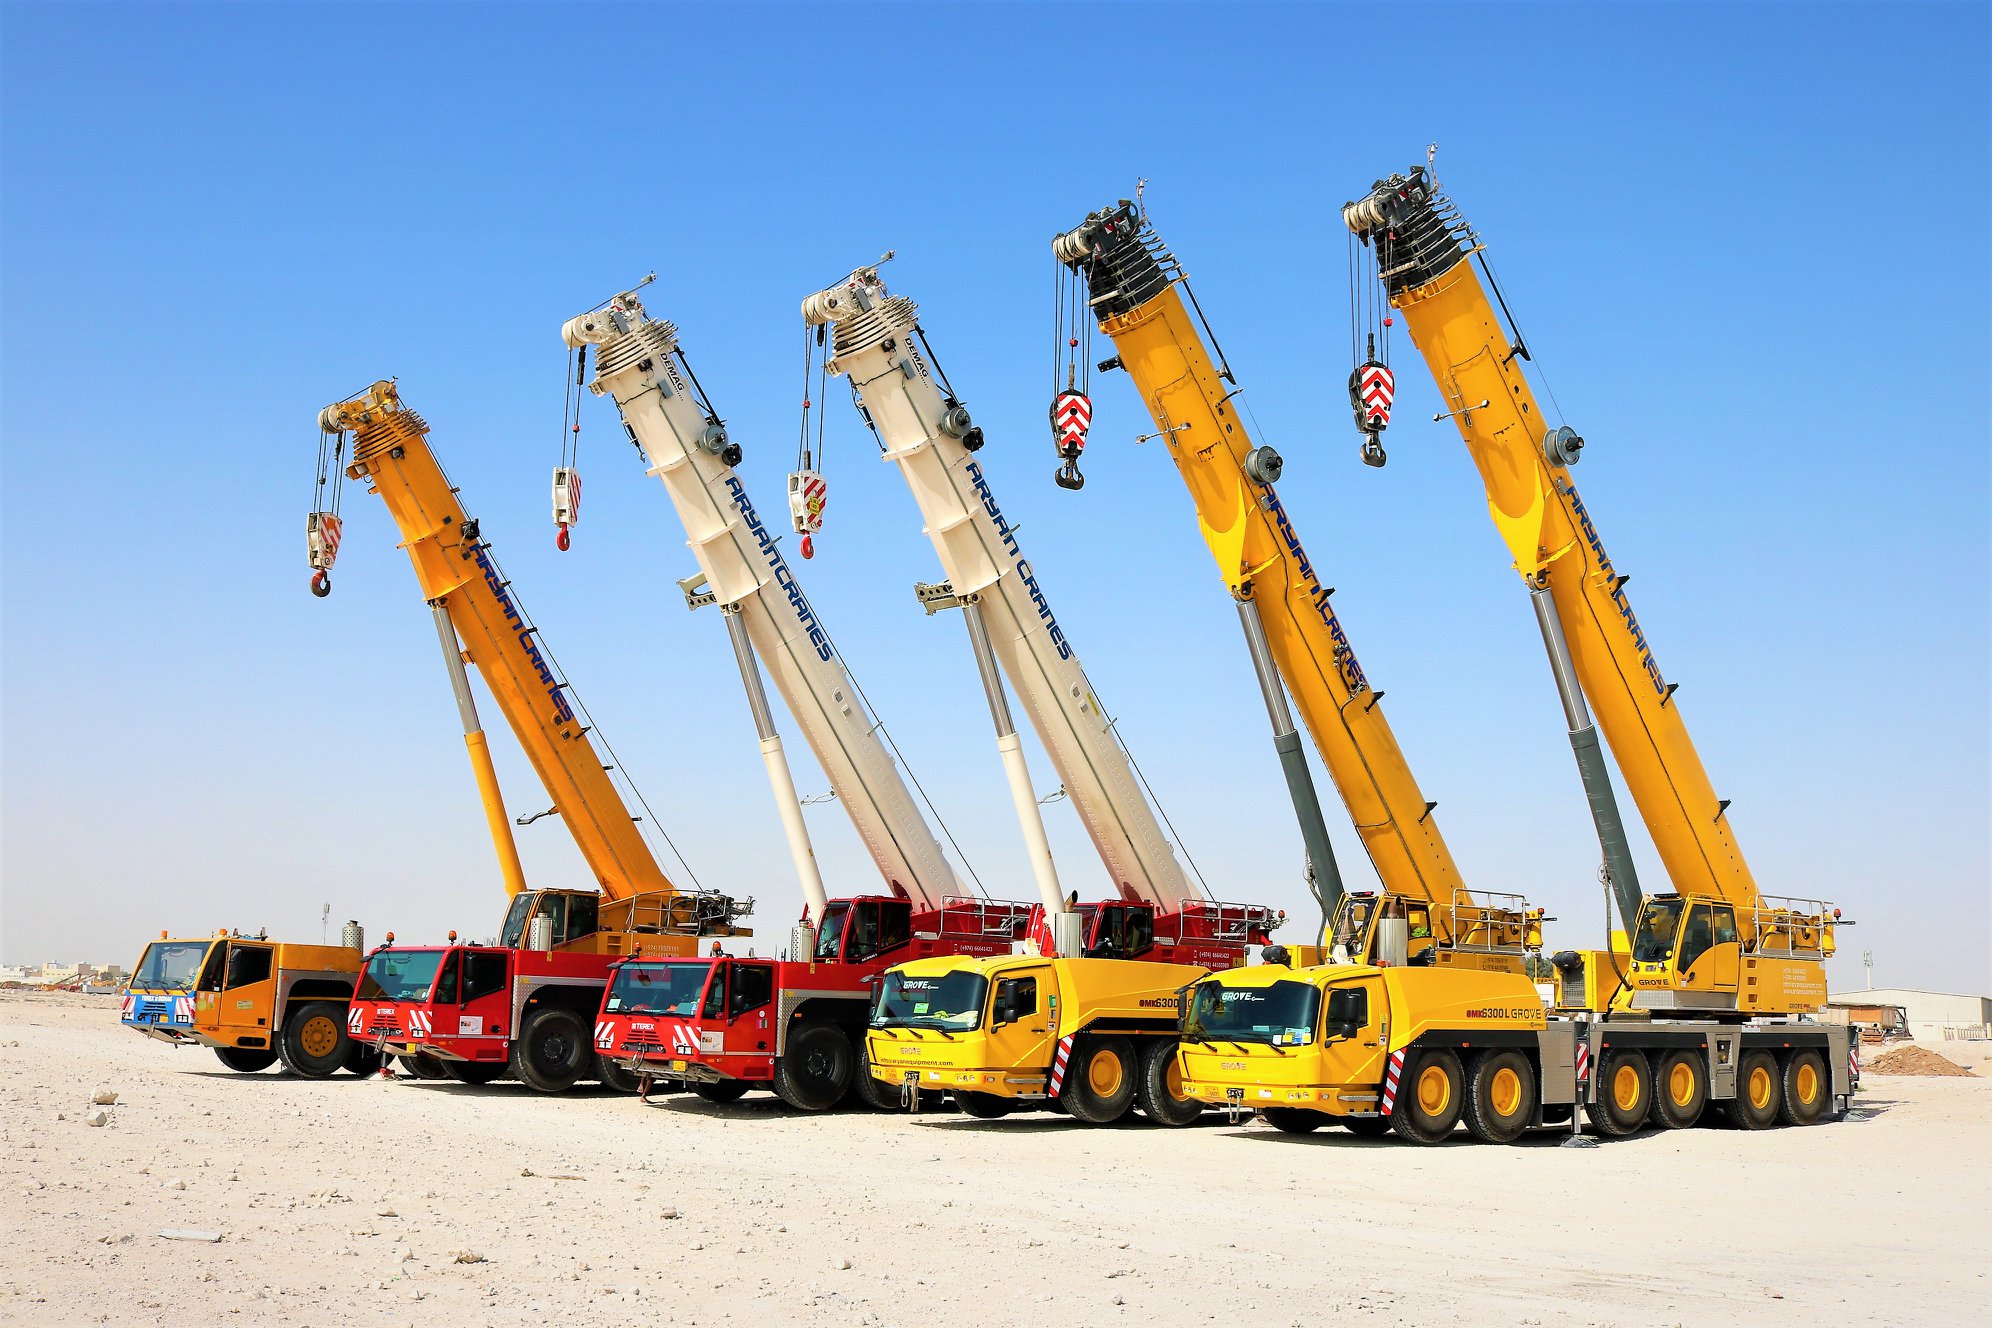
(1830, 988, 1991, 1042)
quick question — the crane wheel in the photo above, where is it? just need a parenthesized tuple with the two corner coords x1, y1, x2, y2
(1262, 1107, 1328, 1135)
(342, 1042, 384, 1077)
(1778, 1050, 1826, 1127)
(1648, 1050, 1708, 1130)
(1388, 1047, 1464, 1143)
(773, 1023, 853, 1112)
(214, 1047, 278, 1073)
(593, 1054, 641, 1095)
(1059, 1035, 1138, 1124)
(442, 1060, 507, 1086)
(397, 1052, 450, 1080)
(1727, 1050, 1783, 1130)
(691, 1079, 750, 1104)
(277, 1002, 353, 1079)
(1463, 1050, 1536, 1144)
(1591, 1049, 1652, 1137)
(954, 1090, 1012, 1119)
(1136, 1039, 1202, 1127)
(509, 1007, 590, 1093)
(850, 1038, 907, 1111)
(1340, 1115, 1393, 1138)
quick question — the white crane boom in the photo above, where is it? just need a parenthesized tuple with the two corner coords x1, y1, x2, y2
(801, 265, 1199, 912)
(565, 293, 965, 918)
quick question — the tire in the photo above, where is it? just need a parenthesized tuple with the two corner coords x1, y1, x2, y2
(509, 1007, 590, 1093)
(594, 1055, 641, 1095)
(1389, 1047, 1464, 1144)
(1649, 1050, 1708, 1130)
(1341, 1115, 1393, 1138)
(1059, 1034, 1138, 1125)
(954, 1090, 1012, 1119)
(342, 1042, 384, 1077)
(277, 1002, 351, 1079)
(772, 1023, 853, 1112)
(1779, 1050, 1826, 1127)
(692, 1079, 750, 1104)
(1135, 1039, 1202, 1128)
(1463, 1049, 1535, 1144)
(1591, 1049, 1652, 1138)
(214, 1047, 277, 1073)
(1262, 1107, 1327, 1134)
(443, 1059, 506, 1085)
(398, 1052, 449, 1080)
(1731, 1050, 1783, 1130)
(851, 1037, 907, 1111)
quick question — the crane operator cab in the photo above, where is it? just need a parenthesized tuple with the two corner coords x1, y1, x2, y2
(812, 897, 914, 963)
(1078, 901, 1157, 960)
(1328, 892, 1435, 966)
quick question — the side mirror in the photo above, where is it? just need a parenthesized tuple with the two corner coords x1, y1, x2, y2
(991, 997, 1015, 1027)
(1323, 987, 1367, 1040)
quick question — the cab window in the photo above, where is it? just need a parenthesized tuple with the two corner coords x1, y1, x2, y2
(1710, 905, 1738, 948)
(538, 894, 568, 946)
(197, 945, 229, 992)
(1122, 907, 1154, 956)
(463, 952, 509, 1002)
(224, 945, 273, 989)
(846, 903, 883, 962)
(432, 954, 461, 1003)
(701, 967, 728, 1019)
(815, 902, 850, 961)
(728, 964, 774, 1016)
(993, 976, 1037, 1022)
(564, 894, 599, 945)
(872, 901, 912, 958)
(1677, 903, 1718, 972)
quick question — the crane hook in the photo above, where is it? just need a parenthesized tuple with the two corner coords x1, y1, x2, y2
(800, 533, 815, 560)
(556, 524, 571, 552)
(310, 569, 332, 598)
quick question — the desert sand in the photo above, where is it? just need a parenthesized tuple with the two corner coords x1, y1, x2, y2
(3, 992, 1986, 1327)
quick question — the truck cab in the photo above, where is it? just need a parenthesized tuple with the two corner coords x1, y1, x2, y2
(121, 935, 210, 1044)
(186, 934, 374, 1077)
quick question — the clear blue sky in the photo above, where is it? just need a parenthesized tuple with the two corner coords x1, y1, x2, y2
(3, 2, 1986, 995)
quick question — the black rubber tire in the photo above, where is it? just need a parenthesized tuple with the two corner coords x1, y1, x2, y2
(509, 1007, 590, 1094)
(1059, 1034, 1138, 1125)
(1649, 1049, 1708, 1130)
(954, 1090, 1012, 1119)
(773, 1023, 853, 1112)
(594, 1055, 641, 1095)
(1731, 1050, 1783, 1130)
(1778, 1050, 1826, 1127)
(398, 1052, 449, 1080)
(1389, 1047, 1465, 1144)
(1591, 1049, 1652, 1138)
(1463, 1049, 1536, 1144)
(691, 1079, 750, 1104)
(277, 1002, 352, 1079)
(214, 1047, 277, 1073)
(1341, 1115, 1393, 1138)
(851, 1037, 907, 1111)
(342, 1042, 384, 1077)
(1135, 1039, 1202, 1128)
(1262, 1107, 1328, 1134)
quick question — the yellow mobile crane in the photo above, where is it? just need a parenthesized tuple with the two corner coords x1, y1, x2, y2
(1341, 166, 1841, 1019)
(1051, 200, 1537, 971)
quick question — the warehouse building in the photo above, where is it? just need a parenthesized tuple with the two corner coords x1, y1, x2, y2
(1828, 988, 1991, 1042)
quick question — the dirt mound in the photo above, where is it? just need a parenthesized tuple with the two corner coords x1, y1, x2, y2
(1864, 1046, 1977, 1077)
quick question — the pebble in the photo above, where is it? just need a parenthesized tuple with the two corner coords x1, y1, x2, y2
(92, 1087, 118, 1106)
(85, 1111, 108, 1128)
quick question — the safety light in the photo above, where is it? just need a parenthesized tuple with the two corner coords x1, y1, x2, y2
(448, 930, 458, 942)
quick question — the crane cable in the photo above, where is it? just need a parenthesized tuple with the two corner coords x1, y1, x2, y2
(553, 346, 587, 551)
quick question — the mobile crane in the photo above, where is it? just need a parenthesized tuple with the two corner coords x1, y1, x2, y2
(557, 288, 1030, 1111)
(801, 262, 1281, 1125)
(1051, 199, 1539, 973)
(313, 382, 749, 1092)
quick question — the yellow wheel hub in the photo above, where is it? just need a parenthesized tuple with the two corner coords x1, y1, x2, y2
(1748, 1064, 1773, 1109)
(1669, 1061, 1696, 1107)
(1612, 1064, 1641, 1112)
(1490, 1066, 1523, 1117)
(1796, 1062, 1819, 1104)
(1163, 1056, 1187, 1103)
(1416, 1064, 1451, 1116)
(300, 1015, 339, 1059)
(1087, 1049, 1124, 1097)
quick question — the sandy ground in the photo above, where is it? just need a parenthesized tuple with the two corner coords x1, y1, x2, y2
(3, 993, 1986, 1327)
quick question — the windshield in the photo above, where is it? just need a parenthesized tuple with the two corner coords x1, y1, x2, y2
(814, 902, 849, 961)
(1631, 898, 1686, 964)
(870, 970, 988, 1031)
(604, 961, 712, 1017)
(358, 949, 447, 1002)
(132, 941, 209, 990)
(1182, 980, 1321, 1047)
(498, 894, 534, 949)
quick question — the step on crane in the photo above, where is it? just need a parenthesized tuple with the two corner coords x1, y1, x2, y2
(1051, 198, 1540, 974)
(798, 260, 1280, 1125)
(557, 287, 1031, 1112)
(313, 382, 750, 1092)
(1341, 165, 1843, 1019)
